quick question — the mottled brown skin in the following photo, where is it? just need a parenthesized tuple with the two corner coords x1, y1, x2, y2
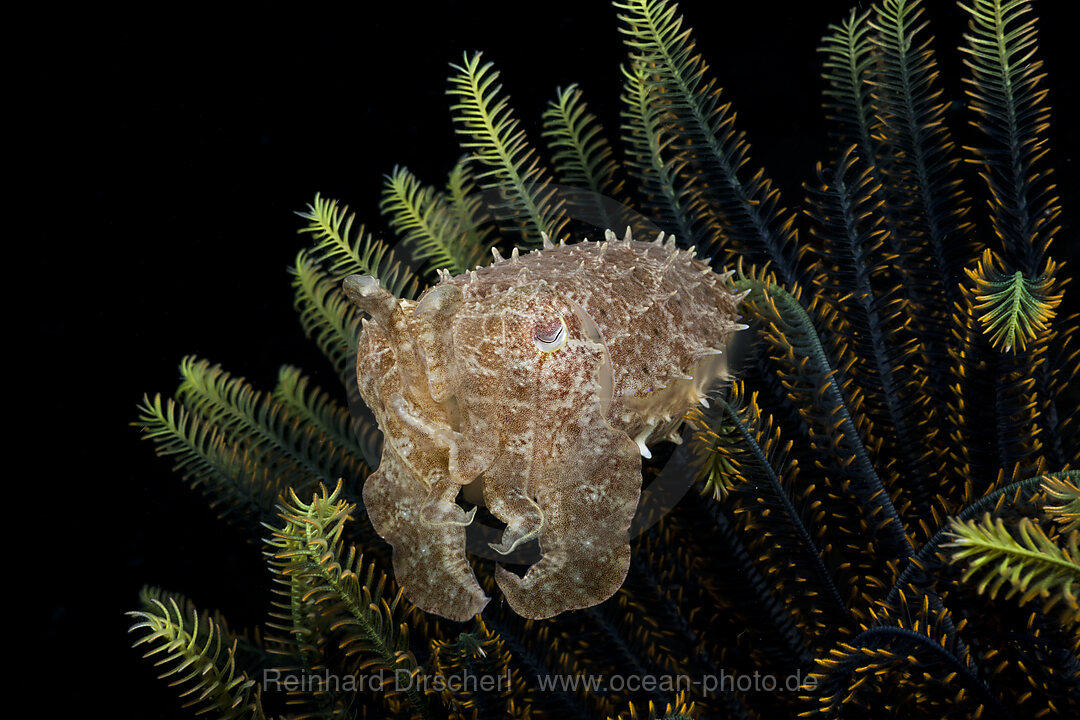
(345, 229, 744, 621)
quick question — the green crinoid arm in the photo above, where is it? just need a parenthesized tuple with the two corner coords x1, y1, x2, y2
(945, 512, 1079, 622)
(265, 481, 430, 719)
(447, 51, 568, 244)
(136, 355, 372, 529)
(1043, 472, 1080, 533)
(290, 249, 362, 381)
(134, 393, 289, 524)
(542, 82, 631, 231)
(965, 248, 1063, 353)
(619, 62, 719, 250)
(175, 357, 356, 488)
(127, 595, 266, 720)
(297, 193, 420, 299)
(380, 165, 491, 276)
(272, 364, 371, 477)
(960, 0, 1060, 273)
(818, 8, 880, 165)
(445, 156, 496, 265)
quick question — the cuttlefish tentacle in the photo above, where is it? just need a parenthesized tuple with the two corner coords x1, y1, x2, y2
(421, 469, 477, 527)
(482, 450, 545, 555)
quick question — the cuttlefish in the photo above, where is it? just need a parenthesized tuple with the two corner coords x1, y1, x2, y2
(344, 228, 745, 621)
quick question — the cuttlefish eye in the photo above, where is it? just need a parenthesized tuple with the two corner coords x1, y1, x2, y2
(533, 315, 568, 352)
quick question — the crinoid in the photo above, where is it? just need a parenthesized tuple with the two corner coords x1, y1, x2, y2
(126, 1, 1078, 718)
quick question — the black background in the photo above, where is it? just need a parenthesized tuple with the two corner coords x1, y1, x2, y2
(27, 1, 1077, 716)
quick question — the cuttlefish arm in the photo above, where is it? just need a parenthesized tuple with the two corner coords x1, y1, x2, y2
(349, 281, 489, 621)
(495, 410, 641, 619)
(363, 450, 488, 622)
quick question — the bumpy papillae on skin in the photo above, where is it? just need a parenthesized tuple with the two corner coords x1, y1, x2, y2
(345, 229, 744, 621)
